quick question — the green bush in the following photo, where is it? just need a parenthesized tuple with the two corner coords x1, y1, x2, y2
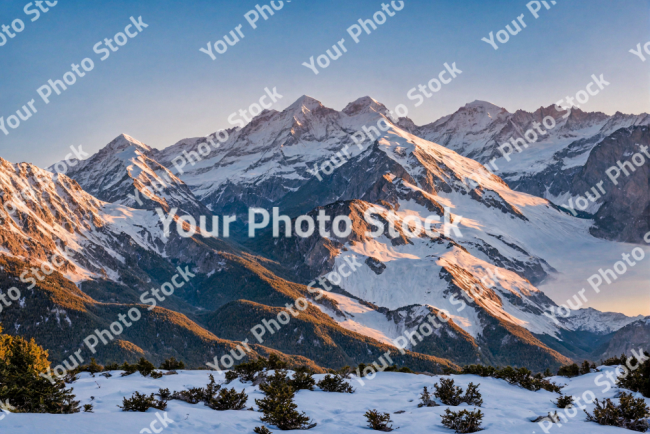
(206, 387, 248, 411)
(157, 388, 172, 400)
(579, 360, 595, 375)
(290, 367, 315, 391)
(225, 371, 239, 383)
(603, 354, 627, 366)
(317, 374, 354, 393)
(75, 358, 103, 375)
(118, 391, 167, 412)
(0, 325, 80, 414)
(136, 357, 156, 377)
(557, 363, 580, 378)
(255, 376, 313, 430)
(253, 427, 272, 434)
(384, 365, 414, 374)
(104, 362, 120, 371)
(160, 357, 185, 370)
(617, 352, 650, 398)
(172, 386, 209, 404)
(260, 370, 291, 395)
(267, 354, 288, 370)
(171, 374, 221, 404)
(356, 363, 413, 376)
(584, 392, 649, 432)
(463, 383, 483, 407)
(434, 378, 482, 407)
(461, 365, 561, 393)
(418, 386, 438, 408)
(364, 409, 394, 431)
(119, 362, 137, 376)
(83, 404, 93, 413)
(434, 378, 463, 406)
(441, 408, 484, 433)
(230, 358, 268, 382)
(554, 394, 574, 409)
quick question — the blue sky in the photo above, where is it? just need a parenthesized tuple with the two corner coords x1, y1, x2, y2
(0, 0, 648, 167)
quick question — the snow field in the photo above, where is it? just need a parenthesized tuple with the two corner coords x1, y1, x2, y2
(2, 367, 648, 433)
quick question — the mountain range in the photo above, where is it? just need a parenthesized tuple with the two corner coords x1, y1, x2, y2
(1, 95, 648, 373)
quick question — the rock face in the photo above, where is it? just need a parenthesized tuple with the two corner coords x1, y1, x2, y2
(569, 126, 650, 243)
(598, 317, 650, 359)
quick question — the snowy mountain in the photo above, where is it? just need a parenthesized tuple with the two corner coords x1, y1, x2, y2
(404, 101, 650, 243)
(0, 153, 454, 373)
(4, 94, 645, 371)
(58, 134, 210, 218)
(140, 95, 649, 368)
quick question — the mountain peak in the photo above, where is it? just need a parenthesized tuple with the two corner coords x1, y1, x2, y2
(342, 96, 388, 117)
(287, 95, 323, 112)
(462, 100, 507, 113)
(102, 134, 151, 154)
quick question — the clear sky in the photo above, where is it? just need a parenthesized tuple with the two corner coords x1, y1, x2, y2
(0, 0, 648, 167)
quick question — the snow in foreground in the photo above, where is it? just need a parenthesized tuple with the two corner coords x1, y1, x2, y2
(2, 367, 648, 433)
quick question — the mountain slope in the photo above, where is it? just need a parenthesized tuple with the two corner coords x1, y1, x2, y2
(60, 134, 209, 218)
(150, 95, 648, 368)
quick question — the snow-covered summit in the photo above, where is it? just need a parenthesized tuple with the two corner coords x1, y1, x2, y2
(62, 134, 208, 216)
(342, 96, 389, 117)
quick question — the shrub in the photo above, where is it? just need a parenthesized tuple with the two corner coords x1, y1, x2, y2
(157, 388, 172, 401)
(543, 368, 553, 377)
(136, 357, 156, 377)
(117, 358, 162, 378)
(579, 360, 595, 375)
(119, 362, 137, 376)
(434, 378, 463, 406)
(160, 357, 185, 370)
(83, 404, 93, 412)
(418, 386, 438, 408)
(617, 352, 650, 398)
(104, 362, 119, 371)
(172, 387, 209, 404)
(253, 427, 272, 434)
(557, 364, 580, 378)
(118, 391, 167, 412)
(585, 392, 649, 432)
(441, 408, 484, 433)
(225, 371, 239, 383)
(260, 370, 291, 395)
(256, 379, 313, 430)
(361, 364, 413, 375)
(317, 374, 354, 393)
(76, 358, 104, 374)
(290, 367, 315, 391)
(267, 354, 288, 370)
(461, 365, 561, 393)
(171, 374, 221, 404)
(463, 383, 483, 407)
(231, 358, 268, 382)
(383, 365, 414, 373)
(554, 394, 574, 409)
(433, 378, 481, 406)
(603, 354, 627, 366)
(365, 409, 394, 431)
(0, 325, 80, 414)
(206, 387, 248, 411)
